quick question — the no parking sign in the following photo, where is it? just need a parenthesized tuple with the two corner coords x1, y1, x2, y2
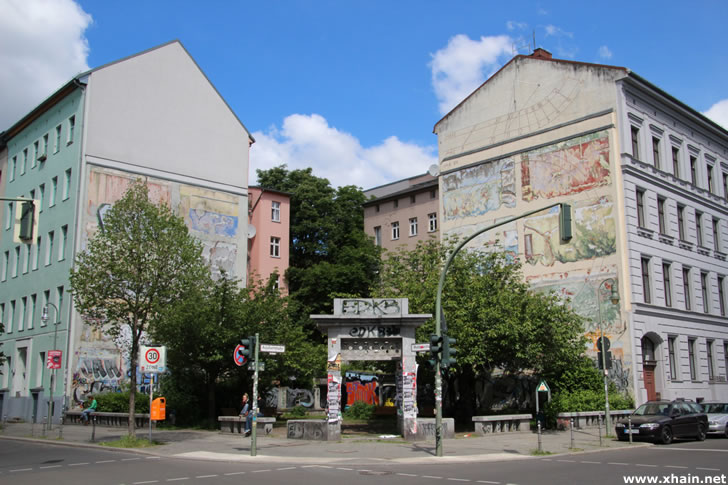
(140, 346, 166, 373)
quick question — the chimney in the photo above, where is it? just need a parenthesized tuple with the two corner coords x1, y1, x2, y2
(531, 48, 552, 59)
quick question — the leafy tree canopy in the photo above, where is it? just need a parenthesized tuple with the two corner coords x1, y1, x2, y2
(69, 179, 208, 435)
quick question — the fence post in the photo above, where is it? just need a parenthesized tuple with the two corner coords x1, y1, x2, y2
(537, 421, 543, 453)
(570, 418, 575, 449)
(91, 415, 96, 442)
(628, 415, 632, 444)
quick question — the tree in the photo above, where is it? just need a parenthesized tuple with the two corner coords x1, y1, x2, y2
(69, 180, 208, 436)
(256, 166, 381, 322)
(373, 238, 588, 420)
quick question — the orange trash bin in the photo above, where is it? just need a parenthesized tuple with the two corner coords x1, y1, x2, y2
(151, 397, 166, 421)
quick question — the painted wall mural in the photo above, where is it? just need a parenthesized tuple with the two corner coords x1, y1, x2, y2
(442, 158, 516, 221)
(446, 220, 518, 259)
(521, 130, 610, 201)
(523, 196, 616, 266)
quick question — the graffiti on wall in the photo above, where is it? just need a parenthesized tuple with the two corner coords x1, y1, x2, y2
(523, 196, 616, 266)
(345, 379, 379, 406)
(521, 131, 610, 201)
(442, 158, 516, 221)
(188, 209, 238, 237)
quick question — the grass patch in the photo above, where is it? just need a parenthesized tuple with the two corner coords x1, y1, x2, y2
(99, 435, 160, 448)
(531, 449, 554, 456)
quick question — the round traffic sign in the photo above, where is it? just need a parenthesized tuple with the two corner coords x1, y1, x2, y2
(145, 348, 161, 364)
(234, 344, 247, 366)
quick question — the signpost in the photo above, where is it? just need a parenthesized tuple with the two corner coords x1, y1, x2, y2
(234, 344, 248, 366)
(140, 345, 166, 443)
(411, 343, 431, 353)
(47, 350, 62, 370)
(260, 344, 285, 353)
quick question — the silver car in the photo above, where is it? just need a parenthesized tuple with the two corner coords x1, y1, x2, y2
(702, 403, 728, 437)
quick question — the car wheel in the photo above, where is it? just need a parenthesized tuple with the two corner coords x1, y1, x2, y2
(724, 425, 728, 439)
(696, 423, 706, 441)
(660, 425, 673, 445)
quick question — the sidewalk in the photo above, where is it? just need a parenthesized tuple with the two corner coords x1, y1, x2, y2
(0, 421, 648, 465)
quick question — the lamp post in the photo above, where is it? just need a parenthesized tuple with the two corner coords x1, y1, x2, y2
(42, 303, 60, 431)
(596, 278, 619, 435)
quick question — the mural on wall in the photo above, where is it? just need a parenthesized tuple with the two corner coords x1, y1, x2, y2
(523, 196, 616, 266)
(445, 220, 518, 259)
(442, 158, 516, 221)
(521, 130, 610, 201)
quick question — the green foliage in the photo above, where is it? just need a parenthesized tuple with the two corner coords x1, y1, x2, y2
(344, 401, 375, 420)
(544, 389, 634, 426)
(99, 435, 157, 448)
(69, 179, 208, 435)
(289, 405, 307, 417)
(94, 392, 150, 413)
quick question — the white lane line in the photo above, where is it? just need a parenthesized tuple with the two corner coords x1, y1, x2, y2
(608, 462, 629, 466)
(195, 475, 218, 479)
(251, 469, 271, 473)
(580, 461, 601, 464)
(146, 457, 160, 460)
(665, 466, 688, 469)
(96, 460, 116, 464)
(476, 481, 500, 484)
(69, 462, 90, 466)
(337, 467, 353, 471)
(636, 464, 658, 468)
(423, 476, 443, 479)
(697, 468, 720, 471)
(10, 469, 33, 472)
(447, 479, 471, 482)
(166, 478, 190, 482)
(277, 467, 297, 471)
(399, 473, 418, 477)
(556, 460, 575, 463)
(301, 465, 319, 468)
(659, 448, 728, 452)
(40, 465, 62, 469)
(123, 458, 141, 462)
(224, 472, 246, 476)
(133, 481, 159, 484)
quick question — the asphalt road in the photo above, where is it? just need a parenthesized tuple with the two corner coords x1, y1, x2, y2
(0, 437, 726, 485)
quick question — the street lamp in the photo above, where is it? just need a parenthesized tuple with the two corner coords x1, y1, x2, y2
(42, 303, 60, 431)
(596, 278, 619, 435)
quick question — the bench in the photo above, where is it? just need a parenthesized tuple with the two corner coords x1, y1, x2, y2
(556, 410, 634, 430)
(472, 414, 532, 434)
(218, 416, 276, 435)
(63, 411, 152, 428)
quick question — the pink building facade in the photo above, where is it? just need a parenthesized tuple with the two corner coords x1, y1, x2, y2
(248, 186, 290, 294)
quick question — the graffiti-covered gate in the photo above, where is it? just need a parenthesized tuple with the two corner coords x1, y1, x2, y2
(311, 298, 430, 441)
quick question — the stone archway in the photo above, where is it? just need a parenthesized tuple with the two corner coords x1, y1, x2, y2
(641, 332, 663, 401)
(310, 298, 431, 440)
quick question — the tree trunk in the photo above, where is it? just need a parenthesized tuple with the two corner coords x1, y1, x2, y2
(129, 331, 138, 437)
(206, 372, 217, 425)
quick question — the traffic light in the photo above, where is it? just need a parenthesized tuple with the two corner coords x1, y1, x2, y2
(428, 334, 442, 368)
(441, 334, 457, 369)
(239, 336, 256, 362)
(14, 199, 38, 244)
(559, 203, 572, 244)
(597, 349, 612, 370)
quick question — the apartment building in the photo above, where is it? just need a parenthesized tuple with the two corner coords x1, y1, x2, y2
(248, 186, 290, 294)
(433, 48, 728, 405)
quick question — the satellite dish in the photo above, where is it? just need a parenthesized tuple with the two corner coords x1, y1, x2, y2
(428, 164, 440, 177)
(247, 224, 257, 239)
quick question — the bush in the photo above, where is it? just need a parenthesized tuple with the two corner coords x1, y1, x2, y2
(94, 391, 150, 413)
(544, 389, 634, 427)
(344, 401, 375, 420)
(289, 405, 307, 417)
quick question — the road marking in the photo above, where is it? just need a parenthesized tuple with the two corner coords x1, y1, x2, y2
(660, 447, 728, 452)
(337, 467, 353, 471)
(224, 472, 246, 476)
(166, 478, 189, 482)
(318, 465, 332, 469)
(608, 462, 629, 466)
(636, 464, 658, 468)
(476, 481, 500, 484)
(447, 479, 471, 482)
(697, 468, 720, 471)
(252, 469, 271, 473)
(580, 461, 601, 464)
(665, 466, 689, 469)
(123, 458, 141, 461)
(277, 467, 297, 471)
(146, 457, 160, 460)
(133, 481, 159, 484)
(69, 462, 90, 466)
(96, 460, 116, 464)
(195, 475, 217, 479)
(423, 476, 443, 479)
(40, 465, 62, 469)
(399, 473, 418, 477)
(10, 469, 33, 472)
(556, 459, 575, 463)
(301, 465, 318, 468)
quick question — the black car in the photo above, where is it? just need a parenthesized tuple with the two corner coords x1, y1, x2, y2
(614, 400, 708, 444)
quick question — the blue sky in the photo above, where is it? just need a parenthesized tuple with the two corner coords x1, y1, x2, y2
(2, 0, 727, 189)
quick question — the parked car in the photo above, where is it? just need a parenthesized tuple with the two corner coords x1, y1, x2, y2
(614, 400, 708, 444)
(701, 402, 728, 438)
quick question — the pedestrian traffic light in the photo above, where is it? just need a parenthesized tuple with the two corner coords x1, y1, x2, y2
(441, 334, 457, 370)
(239, 336, 256, 362)
(428, 334, 442, 368)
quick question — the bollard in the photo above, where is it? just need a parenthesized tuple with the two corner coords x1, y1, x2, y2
(598, 415, 602, 447)
(537, 421, 543, 453)
(570, 418, 575, 449)
(628, 415, 632, 444)
(91, 415, 96, 443)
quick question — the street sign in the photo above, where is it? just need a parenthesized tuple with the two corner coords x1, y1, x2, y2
(140, 345, 166, 373)
(537, 380, 550, 393)
(47, 350, 62, 369)
(260, 344, 285, 353)
(234, 344, 248, 366)
(412, 343, 431, 353)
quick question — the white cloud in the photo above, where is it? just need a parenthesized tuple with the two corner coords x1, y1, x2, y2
(430, 34, 513, 115)
(250, 114, 437, 189)
(598, 45, 613, 60)
(703, 99, 728, 129)
(544, 24, 573, 38)
(0, 0, 91, 130)
(506, 21, 527, 31)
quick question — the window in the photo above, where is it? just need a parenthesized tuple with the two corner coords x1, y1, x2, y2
(19, 297, 26, 331)
(42, 134, 48, 158)
(22, 244, 30, 274)
(657, 197, 667, 235)
(59, 225, 68, 261)
(678, 204, 686, 240)
(42, 290, 50, 326)
(46, 230, 54, 266)
(409, 217, 418, 236)
(690, 156, 697, 185)
(2, 250, 8, 281)
(714, 218, 721, 252)
(672, 147, 680, 178)
(682, 267, 692, 311)
(688, 338, 697, 380)
(663, 263, 672, 307)
(50, 177, 58, 206)
(55, 125, 62, 153)
(701, 271, 710, 313)
(393, 199, 399, 208)
(33, 236, 41, 271)
(430, 189, 437, 199)
(720, 276, 726, 317)
(410, 195, 416, 204)
(652, 137, 660, 167)
(707, 164, 715, 193)
(631, 126, 640, 159)
(13, 246, 19, 277)
(428, 213, 438, 232)
(10, 156, 16, 181)
(4, 202, 11, 230)
(696, 211, 704, 247)
(8, 300, 15, 333)
(39, 184, 45, 212)
(271, 201, 280, 222)
(270, 236, 280, 257)
(28, 294, 36, 330)
(36, 351, 45, 388)
(636, 189, 646, 228)
(707, 340, 715, 380)
(56, 286, 64, 317)
(668, 336, 678, 380)
(68, 115, 75, 144)
(374, 226, 382, 247)
(641, 257, 652, 304)
(0, 303, 3, 329)
(724, 173, 728, 201)
(63, 169, 71, 200)
(725, 342, 728, 382)
(375, 204, 380, 213)
(391, 221, 400, 240)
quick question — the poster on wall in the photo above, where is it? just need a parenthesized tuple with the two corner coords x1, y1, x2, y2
(327, 374, 342, 423)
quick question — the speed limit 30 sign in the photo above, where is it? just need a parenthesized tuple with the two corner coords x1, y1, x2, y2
(140, 345, 166, 373)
